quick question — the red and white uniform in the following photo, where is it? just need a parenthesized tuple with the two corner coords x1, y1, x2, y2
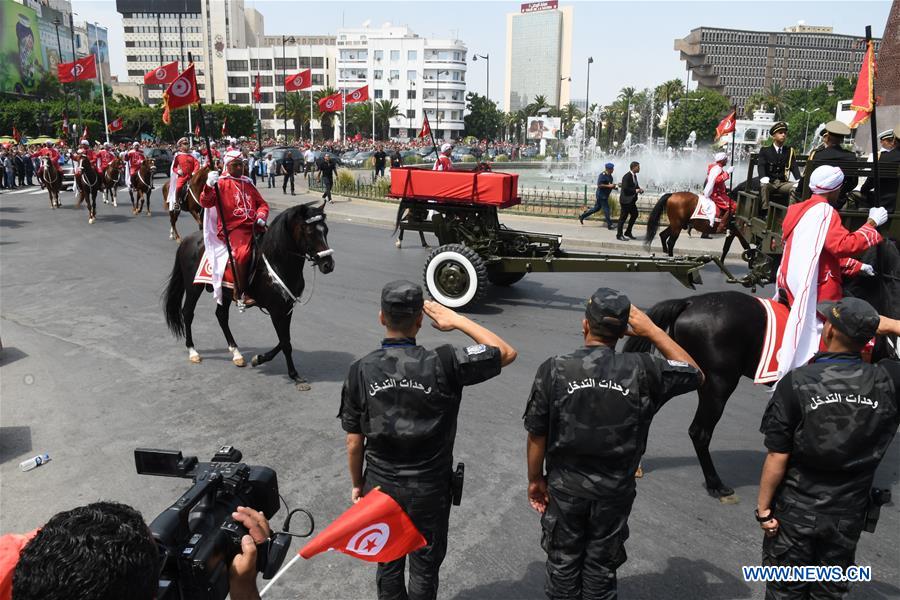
(73, 148, 96, 175)
(433, 154, 453, 172)
(198, 175, 270, 265)
(35, 147, 61, 171)
(777, 195, 882, 306)
(126, 148, 145, 176)
(172, 152, 199, 189)
(703, 162, 734, 214)
(96, 148, 116, 172)
(200, 147, 221, 166)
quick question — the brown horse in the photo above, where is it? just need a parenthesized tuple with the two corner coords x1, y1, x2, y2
(101, 158, 123, 207)
(162, 164, 207, 242)
(643, 189, 754, 260)
(74, 155, 103, 224)
(40, 157, 63, 209)
(129, 158, 155, 215)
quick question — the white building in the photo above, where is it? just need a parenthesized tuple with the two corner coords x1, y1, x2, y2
(336, 25, 468, 140)
(224, 39, 337, 139)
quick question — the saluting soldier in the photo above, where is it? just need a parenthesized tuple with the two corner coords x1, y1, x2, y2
(857, 125, 899, 212)
(799, 120, 858, 201)
(757, 297, 900, 600)
(340, 281, 516, 600)
(524, 288, 703, 599)
(758, 121, 801, 211)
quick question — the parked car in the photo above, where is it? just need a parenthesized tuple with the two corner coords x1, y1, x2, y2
(521, 146, 539, 158)
(144, 148, 173, 177)
(269, 146, 304, 173)
(347, 150, 374, 168)
(451, 146, 473, 162)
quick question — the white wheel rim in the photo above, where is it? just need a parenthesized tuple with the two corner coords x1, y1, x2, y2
(425, 250, 478, 308)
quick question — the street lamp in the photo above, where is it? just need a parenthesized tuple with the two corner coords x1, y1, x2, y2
(558, 76, 570, 159)
(472, 53, 489, 101)
(281, 35, 295, 140)
(799, 107, 812, 152)
(581, 57, 592, 160)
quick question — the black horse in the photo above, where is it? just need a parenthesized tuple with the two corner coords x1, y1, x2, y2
(163, 202, 335, 389)
(624, 241, 899, 500)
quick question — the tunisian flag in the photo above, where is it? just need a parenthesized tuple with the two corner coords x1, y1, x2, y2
(714, 110, 736, 140)
(252, 74, 262, 103)
(58, 55, 96, 83)
(849, 39, 876, 129)
(162, 64, 200, 125)
(300, 489, 426, 563)
(318, 92, 343, 113)
(346, 85, 369, 104)
(285, 69, 312, 92)
(419, 112, 432, 139)
(107, 117, 123, 133)
(144, 61, 180, 85)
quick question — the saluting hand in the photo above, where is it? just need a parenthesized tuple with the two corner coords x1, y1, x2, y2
(624, 305, 659, 338)
(424, 300, 461, 332)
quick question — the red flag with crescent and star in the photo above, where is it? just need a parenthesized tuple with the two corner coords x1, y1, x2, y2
(143, 61, 180, 85)
(419, 112, 432, 139)
(849, 39, 876, 129)
(299, 489, 425, 563)
(12, 127, 21, 143)
(317, 92, 344, 113)
(715, 110, 736, 141)
(285, 69, 312, 92)
(57, 55, 96, 83)
(346, 85, 369, 104)
(252, 74, 262, 103)
(162, 64, 200, 125)
(107, 118, 123, 133)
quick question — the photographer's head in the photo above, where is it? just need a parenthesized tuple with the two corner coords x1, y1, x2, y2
(13, 502, 157, 600)
(379, 280, 424, 337)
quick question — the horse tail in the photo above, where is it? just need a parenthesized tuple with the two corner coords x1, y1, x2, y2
(643, 193, 671, 248)
(163, 253, 186, 339)
(622, 297, 691, 353)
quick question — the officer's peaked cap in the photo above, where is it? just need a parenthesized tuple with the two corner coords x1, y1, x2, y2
(769, 121, 788, 135)
(823, 120, 851, 137)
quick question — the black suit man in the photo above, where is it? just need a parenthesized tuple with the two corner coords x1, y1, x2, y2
(617, 162, 642, 241)
(858, 126, 899, 213)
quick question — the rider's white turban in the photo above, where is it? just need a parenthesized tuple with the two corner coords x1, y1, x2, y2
(223, 149, 242, 167)
(714, 152, 727, 162)
(809, 165, 845, 195)
(441, 143, 452, 153)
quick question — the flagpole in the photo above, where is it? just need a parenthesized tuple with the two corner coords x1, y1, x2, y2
(189, 51, 239, 303)
(89, 24, 111, 144)
(309, 45, 314, 145)
(864, 25, 880, 203)
(728, 105, 736, 194)
(69, 13, 82, 137)
(342, 88, 347, 143)
(372, 98, 375, 143)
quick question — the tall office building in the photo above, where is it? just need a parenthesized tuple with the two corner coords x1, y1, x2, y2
(675, 25, 881, 114)
(504, 1, 573, 113)
(115, 0, 264, 104)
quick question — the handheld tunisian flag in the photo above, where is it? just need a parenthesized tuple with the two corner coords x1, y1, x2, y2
(12, 127, 20, 143)
(107, 117, 123, 133)
(849, 39, 876, 129)
(299, 489, 426, 563)
(144, 61, 180, 85)
(162, 64, 200, 125)
(284, 69, 312, 92)
(318, 92, 343, 113)
(346, 85, 369, 104)
(57, 55, 96, 83)
(419, 112, 432, 139)
(715, 110, 736, 140)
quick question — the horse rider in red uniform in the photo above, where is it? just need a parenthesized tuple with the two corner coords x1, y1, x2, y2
(200, 141, 221, 167)
(774, 165, 897, 376)
(167, 137, 200, 210)
(34, 141, 62, 181)
(703, 152, 734, 232)
(72, 139, 96, 176)
(125, 142, 146, 189)
(199, 149, 270, 307)
(433, 143, 453, 171)
(97, 142, 116, 173)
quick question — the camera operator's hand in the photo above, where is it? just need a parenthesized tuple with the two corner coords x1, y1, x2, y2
(228, 507, 272, 600)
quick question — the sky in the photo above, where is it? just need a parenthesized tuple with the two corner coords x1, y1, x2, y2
(73, 0, 892, 106)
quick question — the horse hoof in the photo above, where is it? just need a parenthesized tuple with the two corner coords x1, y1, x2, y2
(395, 240, 402, 248)
(251, 355, 260, 367)
(233, 356, 246, 367)
(188, 349, 202, 363)
(88, 218, 95, 224)
(706, 483, 736, 501)
(634, 466, 644, 479)
(293, 378, 311, 392)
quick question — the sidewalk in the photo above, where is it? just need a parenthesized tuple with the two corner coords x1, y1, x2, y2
(258, 182, 745, 262)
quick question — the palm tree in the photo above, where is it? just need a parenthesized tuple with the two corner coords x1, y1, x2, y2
(762, 83, 786, 119)
(374, 100, 401, 140)
(313, 86, 339, 140)
(525, 95, 549, 117)
(275, 92, 312, 140)
(655, 79, 684, 143)
(561, 102, 583, 136)
(617, 86, 636, 141)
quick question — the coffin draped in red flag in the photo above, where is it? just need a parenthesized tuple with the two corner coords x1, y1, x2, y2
(389, 168, 520, 208)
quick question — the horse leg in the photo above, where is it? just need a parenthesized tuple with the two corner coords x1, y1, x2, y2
(169, 210, 180, 241)
(659, 227, 671, 254)
(214, 301, 245, 367)
(689, 373, 742, 501)
(183, 284, 202, 363)
(274, 311, 310, 390)
(667, 227, 682, 257)
(112, 185, 117, 208)
(130, 189, 137, 214)
(145, 188, 151, 216)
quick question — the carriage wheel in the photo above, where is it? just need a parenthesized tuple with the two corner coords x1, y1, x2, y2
(486, 267, 526, 287)
(423, 244, 488, 308)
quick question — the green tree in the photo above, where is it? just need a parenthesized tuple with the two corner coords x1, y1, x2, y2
(666, 88, 731, 146)
(524, 95, 549, 117)
(275, 92, 312, 140)
(617, 86, 637, 141)
(374, 99, 400, 139)
(463, 93, 504, 140)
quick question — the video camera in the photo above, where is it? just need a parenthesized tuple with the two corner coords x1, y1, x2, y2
(135, 446, 291, 600)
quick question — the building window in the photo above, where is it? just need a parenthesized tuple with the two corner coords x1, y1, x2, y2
(228, 76, 250, 87)
(374, 69, 383, 80)
(390, 50, 400, 61)
(390, 89, 399, 99)
(407, 89, 416, 99)
(260, 109, 274, 119)
(407, 50, 417, 61)
(406, 109, 415, 118)
(311, 73, 324, 85)
(374, 50, 383, 61)
(274, 57, 297, 70)
(250, 59, 272, 70)
(390, 69, 399, 80)
(227, 60, 248, 71)
(407, 70, 416, 81)
(374, 89, 383, 99)
(229, 92, 250, 103)
(311, 57, 324, 69)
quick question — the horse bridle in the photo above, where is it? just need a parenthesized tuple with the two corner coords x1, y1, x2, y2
(79, 159, 99, 188)
(261, 212, 334, 308)
(42, 158, 58, 184)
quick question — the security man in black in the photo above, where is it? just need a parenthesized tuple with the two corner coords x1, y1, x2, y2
(857, 126, 899, 212)
(757, 297, 900, 600)
(799, 120, 859, 201)
(758, 121, 801, 211)
(524, 288, 703, 599)
(340, 280, 516, 600)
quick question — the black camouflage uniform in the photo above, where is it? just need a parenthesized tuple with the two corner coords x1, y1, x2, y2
(524, 289, 701, 599)
(339, 281, 502, 600)
(759, 297, 900, 600)
(800, 121, 858, 201)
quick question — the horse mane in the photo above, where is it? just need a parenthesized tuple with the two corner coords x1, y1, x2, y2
(260, 202, 324, 255)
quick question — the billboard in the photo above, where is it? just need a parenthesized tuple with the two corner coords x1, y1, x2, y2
(86, 22, 110, 83)
(527, 116, 561, 140)
(37, 6, 75, 71)
(0, 0, 46, 95)
(521, 1, 558, 13)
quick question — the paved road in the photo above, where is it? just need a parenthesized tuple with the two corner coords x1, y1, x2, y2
(1, 184, 897, 600)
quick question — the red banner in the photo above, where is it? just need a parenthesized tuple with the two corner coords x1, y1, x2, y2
(12, 127, 21, 143)
(849, 40, 876, 129)
(58, 55, 96, 83)
(252, 74, 262, 103)
(144, 61, 180, 85)
(107, 118, 123, 133)
(419, 113, 432, 139)
(299, 489, 425, 563)
(285, 69, 312, 92)
(318, 92, 344, 113)
(346, 85, 369, 104)
(162, 64, 200, 124)
(715, 110, 736, 140)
